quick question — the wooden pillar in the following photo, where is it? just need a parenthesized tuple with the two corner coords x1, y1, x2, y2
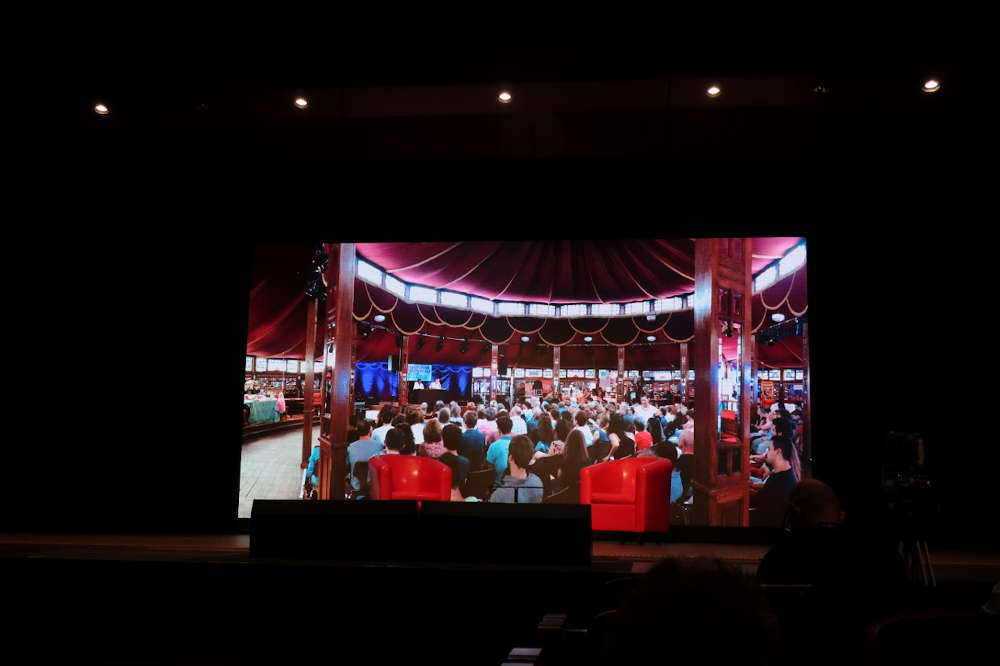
(319, 243, 356, 501)
(616, 347, 625, 402)
(679, 342, 689, 407)
(301, 298, 317, 468)
(552, 346, 560, 399)
(692, 238, 753, 527)
(490, 344, 499, 403)
(398, 334, 410, 407)
(803, 322, 812, 465)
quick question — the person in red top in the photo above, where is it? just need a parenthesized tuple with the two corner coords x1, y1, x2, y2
(633, 417, 653, 450)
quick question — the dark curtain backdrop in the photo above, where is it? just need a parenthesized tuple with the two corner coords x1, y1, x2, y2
(354, 363, 472, 401)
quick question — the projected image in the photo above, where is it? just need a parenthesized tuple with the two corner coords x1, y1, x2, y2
(242, 239, 810, 528)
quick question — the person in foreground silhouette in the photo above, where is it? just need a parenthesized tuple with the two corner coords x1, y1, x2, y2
(597, 557, 779, 666)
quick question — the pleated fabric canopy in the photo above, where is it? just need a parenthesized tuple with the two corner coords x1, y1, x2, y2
(246, 239, 807, 368)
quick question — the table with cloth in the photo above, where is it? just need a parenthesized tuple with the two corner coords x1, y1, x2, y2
(244, 398, 280, 424)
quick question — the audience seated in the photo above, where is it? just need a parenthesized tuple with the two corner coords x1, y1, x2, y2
(553, 429, 591, 496)
(485, 414, 515, 485)
(345, 420, 383, 496)
(633, 418, 652, 451)
(420, 419, 445, 458)
(489, 435, 544, 503)
(459, 410, 487, 470)
(371, 405, 395, 444)
(749, 435, 797, 527)
(438, 424, 470, 501)
(478, 408, 501, 446)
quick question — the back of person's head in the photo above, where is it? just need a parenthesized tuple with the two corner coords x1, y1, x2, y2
(566, 429, 588, 463)
(423, 420, 443, 443)
(391, 415, 406, 428)
(634, 418, 645, 432)
(438, 407, 451, 423)
(397, 424, 416, 454)
(608, 412, 626, 437)
(405, 410, 420, 426)
(575, 410, 588, 426)
(673, 413, 688, 430)
(787, 479, 844, 529)
(647, 418, 663, 443)
(772, 416, 791, 437)
(477, 408, 486, 420)
(450, 405, 461, 418)
(384, 427, 404, 452)
(511, 406, 521, 417)
(355, 420, 373, 437)
(497, 414, 513, 435)
(532, 407, 543, 419)
(536, 415, 555, 444)
(599, 414, 610, 429)
(601, 558, 774, 666)
(486, 408, 497, 421)
(434, 400, 445, 412)
(658, 441, 678, 463)
(378, 405, 394, 426)
(442, 424, 463, 452)
(555, 419, 571, 443)
(508, 435, 534, 469)
(463, 410, 478, 429)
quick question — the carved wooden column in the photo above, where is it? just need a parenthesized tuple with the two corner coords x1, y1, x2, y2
(679, 342, 689, 407)
(692, 238, 753, 527)
(803, 322, 812, 466)
(616, 347, 625, 402)
(552, 346, 560, 399)
(490, 344, 499, 403)
(398, 334, 410, 407)
(302, 298, 317, 468)
(319, 243, 356, 501)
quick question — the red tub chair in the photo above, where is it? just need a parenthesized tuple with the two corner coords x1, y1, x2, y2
(369, 455, 452, 505)
(580, 458, 673, 533)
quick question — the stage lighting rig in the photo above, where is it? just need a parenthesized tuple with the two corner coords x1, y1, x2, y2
(460, 339, 470, 354)
(416, 335, 425, 350)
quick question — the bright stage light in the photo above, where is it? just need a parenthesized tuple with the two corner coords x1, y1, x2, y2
(94, 103, 109, 114)
(706, 85, 721, 97)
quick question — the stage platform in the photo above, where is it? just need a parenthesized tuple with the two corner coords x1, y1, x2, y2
(2, 532, 997, 580)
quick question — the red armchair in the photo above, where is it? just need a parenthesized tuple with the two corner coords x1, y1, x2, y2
(368, 455, 452, 505)
(580, 458, 673, 532)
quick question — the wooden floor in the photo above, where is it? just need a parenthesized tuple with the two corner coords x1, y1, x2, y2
(238, 424, 318, 518)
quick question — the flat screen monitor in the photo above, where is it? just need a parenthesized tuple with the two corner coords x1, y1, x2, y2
(526, 368, 542, 378)
(757, 370, 769, 380)
(407, 364, 433, 382)
(543, 369, 553, 378)
(245, 356, 254, 372)
(314, 361, 323, 375)
(642, 370, 653, 380)
(472, 367, 483, 377)
(286, 360, 299, 373)
(267, 358, 285, 372)
(585, 369, 595, 378)
(364, 409, 380, 422)
(795, 369, 804, 380)
(629, 370, 639, 378)
(769, 369, 781, 381)
(514, 367, 525, 378)
(687, 370, 695, 380)
(559, 369, 566, 378)
(672, 370, 682, 380)
(784, 369, 796, 381)
(653, 370, 670, 381)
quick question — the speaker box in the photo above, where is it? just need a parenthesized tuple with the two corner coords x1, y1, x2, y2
(250, 500, 419, 561)
(498, 360, 508, 375)
(418, 501, 592, 566)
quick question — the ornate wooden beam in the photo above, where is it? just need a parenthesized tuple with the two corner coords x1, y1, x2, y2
(301, 298, 317, 468)
(490, 344, 499, 403)
(398, 334, 410, 407)
(616, 347, 625, 402)
(803, 322, 812, 466)
(679, 342, 689, 407)
(552, 346, 560, 399)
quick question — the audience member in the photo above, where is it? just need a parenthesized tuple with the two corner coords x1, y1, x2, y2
(534, 415, 556, 453)
(632, 396, 658, 425)
(485, 414, 515, 485)
(509, 405, 528, 435)
(383, 426, 407, 454)
(478, 408, 500, 446)
(489, 435, 544, 504)
(633, 418, 653, 451)
(345, 420, 382, 494)
(609, 412, 635, 459)
(420, 420, 445, 459)
(371, 405, 395, 443)
(449, 403, 464, 425)
(459, 410, 487, 470)
(406, 410, 425, 446)
(554, 429, 591, 494)
(749, 435, 797, 527)
(439, 424, 470, 501)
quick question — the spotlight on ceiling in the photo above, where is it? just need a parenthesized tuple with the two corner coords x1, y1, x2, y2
(706, 85, 721, 98)
(646, 314, 656, 321)
(482, 341, 490, 354)
(374, 314, 386, 323)
(583, 336, 593, 343)
(498, 91, 512, 103)
(813, 85, 828, 94)
(521, 336, 529, 342)
(770, 313, 786, 323)
(922, 79, 941, 93)
(395, 333, 404, 348)
(460, 339, 470, 354)
(436, 337, 445, 352)
(416, 336, 425, 350)
(359, 323, 370, 339)
(94, 103, 109, 115)
(646, 335, 656, 342)
(294, 97, 309, 108)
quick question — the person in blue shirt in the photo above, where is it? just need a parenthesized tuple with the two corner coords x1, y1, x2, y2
(485, 414, 515, 485)
(459, 410, 487, 470)
(345, 421, 385, 495)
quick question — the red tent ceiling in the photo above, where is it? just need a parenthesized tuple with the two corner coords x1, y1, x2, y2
(356, 239, 801, 304)
(246, 239, 806, 362)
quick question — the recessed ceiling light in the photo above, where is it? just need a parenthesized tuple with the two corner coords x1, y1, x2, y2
(521, 336, 529, 342)
(646, 335, 657, 342)
(374, 314, 386, 323)
(583, 336, 593, 342)
(645, 314, 656, 321)
(771, 313, 785, 322)
(94, 103, 109, 115)
(706, 85, 721, 98)
(498, 91, 512, 103)
(813, 85, 828, 94)
(294, 97, 308, 108)
(922, 79, 940, 93)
